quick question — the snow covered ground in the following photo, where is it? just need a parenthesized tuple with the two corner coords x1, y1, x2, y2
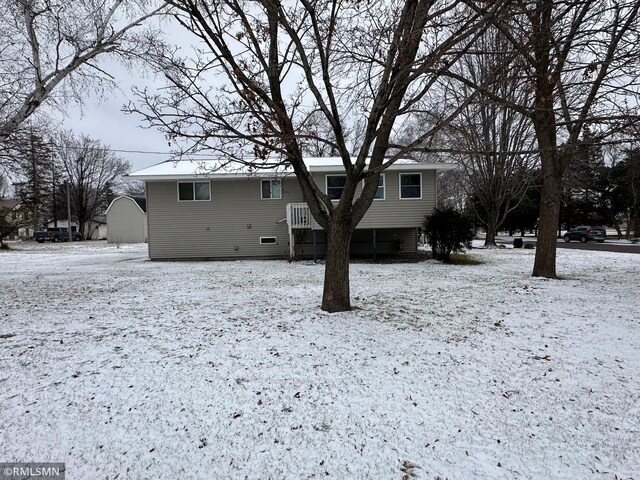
(0, 241, 638, 479)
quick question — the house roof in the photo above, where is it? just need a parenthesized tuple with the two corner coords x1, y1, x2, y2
(125, 157, 456, 181)
(0, 198, 20, 211)
(105, 196, 147, 215)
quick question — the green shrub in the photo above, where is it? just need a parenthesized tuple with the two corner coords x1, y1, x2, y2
(424, 207, 475, 262)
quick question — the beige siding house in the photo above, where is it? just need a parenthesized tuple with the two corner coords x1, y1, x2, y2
(0, 199, 33, 240)
(126, 158, 453, 260)
(105, 196, 148, 243)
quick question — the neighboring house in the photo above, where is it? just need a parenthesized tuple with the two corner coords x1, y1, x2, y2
(92, 215, 108, 240)
(105, 196, 148, 243)
(46, 219, 76, 230)
(126, 158, 454, 260)
(0, 199, 33, 240)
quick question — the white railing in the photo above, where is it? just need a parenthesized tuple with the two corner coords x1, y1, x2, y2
(286, 203, 311, 229)
(286, 203, 311, 259)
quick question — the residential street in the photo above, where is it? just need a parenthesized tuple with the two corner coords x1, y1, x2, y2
(494, 236, 640, 254)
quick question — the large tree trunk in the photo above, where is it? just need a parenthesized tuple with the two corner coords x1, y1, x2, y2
(78, 220, 86, 240)
(530, 0, 564, 280)
(530, 2, 565, 279)
(484, 207, 498, 246)
(632, 210, 640, 238)
(321, 217, 353, 313)
(532, 159, 563, 278)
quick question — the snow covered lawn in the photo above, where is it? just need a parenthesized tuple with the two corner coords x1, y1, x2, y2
(1, 242, 638, 479)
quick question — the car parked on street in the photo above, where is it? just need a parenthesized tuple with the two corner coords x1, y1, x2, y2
(563, 226, 606, 243)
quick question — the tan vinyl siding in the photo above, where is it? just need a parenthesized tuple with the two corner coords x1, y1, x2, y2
(106, 197, 147, 243)
(310, 170, 436, 230)
(147, 178, 304, 259)
(146, 170, 437, 259)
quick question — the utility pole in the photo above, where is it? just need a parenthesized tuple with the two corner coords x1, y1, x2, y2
(52, 162, 57, 227)
(29, 130, 39, 233)
(66, 180, 72, 242)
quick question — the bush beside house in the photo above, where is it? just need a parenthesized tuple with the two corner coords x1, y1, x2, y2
(424, 207, 475, 262)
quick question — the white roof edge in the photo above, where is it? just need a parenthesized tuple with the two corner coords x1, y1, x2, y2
(308, 163, 457, 173)
(123, 172, 286, 181)
(125, 162, 457, 181)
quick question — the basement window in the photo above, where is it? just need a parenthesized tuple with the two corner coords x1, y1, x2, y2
(260, 237, 277, 245)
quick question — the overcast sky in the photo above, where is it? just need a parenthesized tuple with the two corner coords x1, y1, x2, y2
(51, 83, 168, 173)
(47, 16, 196, 174)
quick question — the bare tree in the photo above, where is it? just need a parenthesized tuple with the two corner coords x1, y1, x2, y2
(389, 118, 466, 210)
(130, 0, 507, 312)
(453, 0, 640, 277)
(57, 132, 130, 238)
(0, 0, 167, 145)
(444, 28, 538, 246)
(298, 110, 340, 158)
(436, 170, 468, 211)
(121, 180, 147, 199)
(614, 147, 640, 238)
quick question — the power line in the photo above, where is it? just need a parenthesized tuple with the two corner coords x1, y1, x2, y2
(0, 140, 217, 159)
(45, 144, 216, 158)
(4, 136, 640, 160)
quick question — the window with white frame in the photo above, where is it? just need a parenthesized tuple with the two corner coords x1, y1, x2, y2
(261, 179, 282, 199)
(399, 173, 421, 199)
(326, 175, 346, 200)
(260, 236, 277, 244)
(363, 174, 385, 199)
(178, 181, 211, 201)
(374, 174, 385, 199)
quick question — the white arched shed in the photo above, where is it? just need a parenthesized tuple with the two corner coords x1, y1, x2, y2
(106, 196, 148, 243)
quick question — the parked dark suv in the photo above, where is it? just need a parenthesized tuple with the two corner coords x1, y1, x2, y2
(563, 226, 606, 243)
